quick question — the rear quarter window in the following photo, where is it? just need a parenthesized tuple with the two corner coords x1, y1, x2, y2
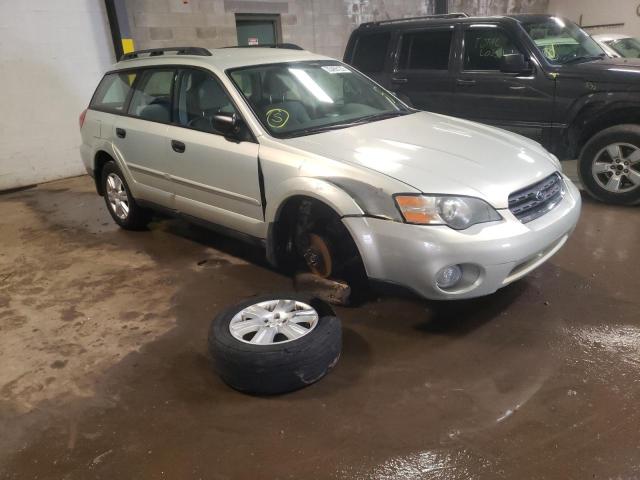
(351, 32, 390, 73)
(90, 72, 137, 112)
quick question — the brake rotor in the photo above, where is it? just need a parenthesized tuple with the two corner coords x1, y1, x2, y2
(304, 233, 333, 278)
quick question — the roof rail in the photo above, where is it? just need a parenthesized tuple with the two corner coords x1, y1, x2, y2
(224, 43, 304, 50)
(361, 12, 468, 28)
(120, 47, 212, 61)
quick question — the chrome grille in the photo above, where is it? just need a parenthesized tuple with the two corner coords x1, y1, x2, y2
(508, 172, 565, 224)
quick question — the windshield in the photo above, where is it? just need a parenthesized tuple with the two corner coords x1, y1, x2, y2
(522, 17, 605, 64)
(228, 61, 412, 138)
(606, 37, 640, 58)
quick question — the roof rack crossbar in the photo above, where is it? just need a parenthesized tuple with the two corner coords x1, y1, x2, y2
(120, 47, 212, 61)
(361, 12, 468, 27)
(223, 43, 304, 50)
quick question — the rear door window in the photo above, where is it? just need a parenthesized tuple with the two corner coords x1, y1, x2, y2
(90, 72, 137, 112)
(398, 29, 453, 70)
(127, 69, 176, 123)
(351, 32, 390, 73)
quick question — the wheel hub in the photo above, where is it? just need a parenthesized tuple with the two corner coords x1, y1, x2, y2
(304, 233, 333, 278)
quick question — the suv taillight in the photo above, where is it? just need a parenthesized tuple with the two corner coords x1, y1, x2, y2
(79, 108, 87, 129)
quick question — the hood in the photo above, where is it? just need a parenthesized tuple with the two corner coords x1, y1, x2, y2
(559, 58, 640, 86)
(284, 112, 558, 209)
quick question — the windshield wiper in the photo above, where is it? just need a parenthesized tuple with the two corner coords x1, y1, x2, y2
(283, 111, 411, 138)
(563, 53, 606, 65)
(353, 111, 411, 124)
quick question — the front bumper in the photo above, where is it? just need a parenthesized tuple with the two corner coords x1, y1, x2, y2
(343, 175, 582, 300)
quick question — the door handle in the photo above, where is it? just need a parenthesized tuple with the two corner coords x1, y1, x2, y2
(116, 128, 126, 138)
(457, 79, 476, 86)
(510, 85, 526, 90)
(391, 76, 408, 84)
(171, 140, 186, 153)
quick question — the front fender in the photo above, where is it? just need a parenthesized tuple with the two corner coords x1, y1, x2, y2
(265, 176, 365, 224)
(566, 94, 640, 154)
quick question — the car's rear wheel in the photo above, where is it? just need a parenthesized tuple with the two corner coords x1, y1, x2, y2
(579, 125, 640, 205)
(101, 161, 151, 229)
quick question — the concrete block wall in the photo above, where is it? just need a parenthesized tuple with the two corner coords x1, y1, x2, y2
(450, 0, 549, 16)
(126, 0, 437, 59)
(0, 0, 115, 190)
(126, 0, 549, 59)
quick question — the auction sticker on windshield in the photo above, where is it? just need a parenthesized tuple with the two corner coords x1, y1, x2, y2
(322, 65, 351, 74)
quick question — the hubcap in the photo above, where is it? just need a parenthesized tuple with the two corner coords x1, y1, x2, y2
(592, 143, 640, 193)
(105, 173, 130, 220)
(229, 299, 319, 345)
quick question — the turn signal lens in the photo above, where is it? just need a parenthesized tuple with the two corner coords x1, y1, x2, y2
(394, 195, 438, 224)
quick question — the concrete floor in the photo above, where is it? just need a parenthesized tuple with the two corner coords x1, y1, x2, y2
(0, 174, 638, 479)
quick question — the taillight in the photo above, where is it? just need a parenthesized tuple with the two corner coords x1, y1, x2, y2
(79, 108, 87, 129)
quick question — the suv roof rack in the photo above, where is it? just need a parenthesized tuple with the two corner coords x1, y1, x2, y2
(361, 12, 468, 28)
(120, 47, 212, 61)
(224, 43, 304, 50)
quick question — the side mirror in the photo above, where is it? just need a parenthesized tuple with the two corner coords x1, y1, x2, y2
(213, 112, 240, 136)
(500, 53, 531, 74)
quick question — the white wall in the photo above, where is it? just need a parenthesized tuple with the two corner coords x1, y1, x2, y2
(0, 0, 115, 190)
(548, 0, 640, 38)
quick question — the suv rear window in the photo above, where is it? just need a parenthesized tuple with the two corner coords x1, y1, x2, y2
(398, 30, 453, 70)
(351, 32, 390, 73)
(90, 72, 137, 112)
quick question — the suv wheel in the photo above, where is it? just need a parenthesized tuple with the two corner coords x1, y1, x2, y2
(101, 161, 151, 229)
(208, 294, 341, 395)
(579, 125, 640, 205)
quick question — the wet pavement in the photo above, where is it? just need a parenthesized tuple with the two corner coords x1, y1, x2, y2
(0, 175, 638, 479)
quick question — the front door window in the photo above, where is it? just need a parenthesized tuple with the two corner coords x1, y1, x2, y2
(463, 27, 521, 71)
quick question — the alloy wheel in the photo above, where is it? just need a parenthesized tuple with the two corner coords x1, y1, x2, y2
(105, 173, 130, 220)
(228, 299, 319, 345)
(592, 143, 640, 193)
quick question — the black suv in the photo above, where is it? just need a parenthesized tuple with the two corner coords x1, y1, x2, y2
(344, 13, 640, 205)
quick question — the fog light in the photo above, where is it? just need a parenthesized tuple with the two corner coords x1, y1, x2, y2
(436, 265, 462, 289)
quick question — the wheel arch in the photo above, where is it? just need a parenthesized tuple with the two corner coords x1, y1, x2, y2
(265, 177, 364, 225)
(93, 150, 115, 195)
(264, 178, 365, 269)
(570, 102, 640, 158)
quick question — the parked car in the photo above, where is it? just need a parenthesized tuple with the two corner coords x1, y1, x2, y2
(80, 45, 580, 301)
(344, 13, 640, 205)
(593, 33, 640, 58)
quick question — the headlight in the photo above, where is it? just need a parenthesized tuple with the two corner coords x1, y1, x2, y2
(394, 195, 502, 229)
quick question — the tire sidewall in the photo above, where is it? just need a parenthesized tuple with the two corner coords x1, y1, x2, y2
(579, 126, 640, 205)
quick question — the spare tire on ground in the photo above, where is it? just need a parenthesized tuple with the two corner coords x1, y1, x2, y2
(208, 293, 342, 395)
